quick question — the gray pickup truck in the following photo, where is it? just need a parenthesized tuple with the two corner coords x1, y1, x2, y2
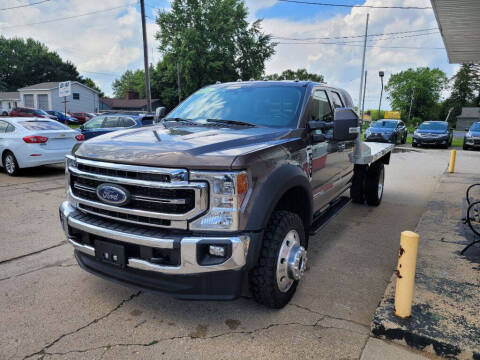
(59, 81, 393, 308)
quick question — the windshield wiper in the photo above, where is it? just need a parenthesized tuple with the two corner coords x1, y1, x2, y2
(206, 119, 256, 127)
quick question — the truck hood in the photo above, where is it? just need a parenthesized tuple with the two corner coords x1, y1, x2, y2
(74, 124, 295, 169)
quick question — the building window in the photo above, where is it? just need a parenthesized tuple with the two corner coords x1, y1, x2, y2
(73, 93, 80, 100)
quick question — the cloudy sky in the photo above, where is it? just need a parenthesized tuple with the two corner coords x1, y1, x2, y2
(0, 0, 457, 109)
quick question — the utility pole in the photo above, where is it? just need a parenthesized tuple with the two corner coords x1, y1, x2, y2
(354, 13, 369, 155)
(408, 87, 415, 122)
(378, 71, 384, 120)
(140, 0, 152, 112)
(357, 13, 369, 116)
(361, 70, 367, 125)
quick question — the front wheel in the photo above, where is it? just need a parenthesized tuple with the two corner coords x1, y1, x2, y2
(249, 211, 307, 308)
(365, 162, 385, 206)
(3, 151, 20, 176)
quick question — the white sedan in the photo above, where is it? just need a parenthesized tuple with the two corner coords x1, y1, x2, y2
(0, 117, 84, 176)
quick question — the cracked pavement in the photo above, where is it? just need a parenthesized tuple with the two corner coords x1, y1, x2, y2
(0, 152, 452, 359)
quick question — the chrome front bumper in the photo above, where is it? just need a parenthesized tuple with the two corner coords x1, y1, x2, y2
(59, 201, 250, 275)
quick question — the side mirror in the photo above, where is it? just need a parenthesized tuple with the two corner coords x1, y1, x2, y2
(332, 108, 359, 141)
(154, 107, 167, 123)
(465, 128, 469, 132)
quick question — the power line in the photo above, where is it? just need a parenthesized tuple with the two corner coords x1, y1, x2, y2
(276, 42, 445, 50)
(272, 27, 439, 41)
(0, 2, 138, 30)
(1, 0, 50, 11)
(277, 0, 432, 10)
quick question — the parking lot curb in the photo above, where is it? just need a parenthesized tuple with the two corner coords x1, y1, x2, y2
(371, 171, 480, 360)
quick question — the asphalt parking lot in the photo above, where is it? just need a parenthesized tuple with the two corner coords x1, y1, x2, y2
(0, 148, 462, 359)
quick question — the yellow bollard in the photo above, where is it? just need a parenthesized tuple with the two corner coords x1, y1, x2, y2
(394, 231, 419, 318)
(448, 150, 456, 173)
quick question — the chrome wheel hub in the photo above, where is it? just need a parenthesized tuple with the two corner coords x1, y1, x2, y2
(5, 155, 15, 174)
(276, 230, 307, 293)
(378, 167, 385, 199)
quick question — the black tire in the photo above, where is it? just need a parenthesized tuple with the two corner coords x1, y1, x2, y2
(402, 133, 407, 144)
(249, 211, 306, 309)
(391, 134, 397, 144)
(351, 164, 367, 204)
(412, 142, 418, 148)
(463, 144, 469, 150)
(365, 162, 384, 206)
(3, 151, 20, 176)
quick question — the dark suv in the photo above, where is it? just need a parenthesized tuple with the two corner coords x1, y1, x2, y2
(364, 119, 407, 144)
(412, 121, 453, 148)
(59, 81, 392, 308)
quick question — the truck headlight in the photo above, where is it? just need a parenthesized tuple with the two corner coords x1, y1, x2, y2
(65, 155, 77, 170)
(190, 171, 249, 231)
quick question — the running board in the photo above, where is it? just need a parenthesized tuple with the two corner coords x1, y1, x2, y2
(310, 196, 351, 235)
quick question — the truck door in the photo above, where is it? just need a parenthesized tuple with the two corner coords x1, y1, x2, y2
(328, 90, 354, 190)
(308, 88, 346, 212)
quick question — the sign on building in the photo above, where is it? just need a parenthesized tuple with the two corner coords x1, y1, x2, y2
(384, 111, 401, 119)
(59, 81, 72, 97)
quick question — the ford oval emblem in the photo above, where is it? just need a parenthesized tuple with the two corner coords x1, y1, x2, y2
(96, 183, 130, 206)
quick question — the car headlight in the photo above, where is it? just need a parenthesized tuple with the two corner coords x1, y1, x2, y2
(364, 129, 371, 136)
(190, 171, 249, 231)
(466, 131, 472, 138)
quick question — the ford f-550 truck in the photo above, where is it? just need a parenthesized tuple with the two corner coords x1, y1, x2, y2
(59, 81, 393, 308)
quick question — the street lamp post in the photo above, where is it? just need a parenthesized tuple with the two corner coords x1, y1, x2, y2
(378, 71, 384, 120)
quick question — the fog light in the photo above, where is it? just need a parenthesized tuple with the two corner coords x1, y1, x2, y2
(209, 245, 225, 257)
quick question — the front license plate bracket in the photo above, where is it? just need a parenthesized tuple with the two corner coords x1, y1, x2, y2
(95, 240, 126, 268)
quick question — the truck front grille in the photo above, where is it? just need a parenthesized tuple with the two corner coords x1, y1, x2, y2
(67, 158, 208, 230)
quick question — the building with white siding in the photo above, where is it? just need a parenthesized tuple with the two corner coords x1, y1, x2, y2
(0, 92, 22, 115)
(18, 82, 100, 113)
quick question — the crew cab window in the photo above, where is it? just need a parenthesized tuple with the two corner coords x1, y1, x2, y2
(311, 89, 333, 122)
(0, 121, 8, 133)
(119, 117, 136, 128)
(103, 117, 119, 128)
(141, 117, 154, 126)
(329, 91, 344, 109)
(83, 117, 104, 129)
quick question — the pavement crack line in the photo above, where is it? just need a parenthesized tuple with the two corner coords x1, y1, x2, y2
(0, 242, 67, 266)
(35, 316, 370, 358)
(0, 262, 77, 282)
(22, 291, 143, 360)
(288, 303, 370, 330)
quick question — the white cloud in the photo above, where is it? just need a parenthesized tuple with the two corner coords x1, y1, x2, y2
(0, 0, 157, 96)
(259, 0, 457, 111)
(0, 0, 457, 109)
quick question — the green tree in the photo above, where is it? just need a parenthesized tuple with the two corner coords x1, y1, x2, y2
(385, 67, 448, 123)
(111, 69, 146, 98)
(0, 37, 82, 91)
(81, 77, 104, 97)
(440, 64, 480, 123)
(156, 0, 276, 100)
(265, 68, 325, 82)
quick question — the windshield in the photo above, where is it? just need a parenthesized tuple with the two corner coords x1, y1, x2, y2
(371, 120, 397, 129)
(35, 109, 49, 115)
(20, 121, 69, 131)
(167, 84, 305, 128)
(470, 123, 480, 131)
(419, 122, 447, 131)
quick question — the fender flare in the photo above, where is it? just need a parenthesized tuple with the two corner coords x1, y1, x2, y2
(245, 164, 313, 232)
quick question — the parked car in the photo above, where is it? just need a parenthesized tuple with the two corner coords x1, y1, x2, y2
(80, 114, 154, 139)
(463, 122, 480, 150)
(59, 81, 395, 308)
(70, 112, 94, 123)
(46, 110, 81, 125)
(1, 107, 8, 116)
(364, 119, 407, 144)
(412, 121, 453, 148)
(9, 107, 57, 120)
(0, 118, 84, 176)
